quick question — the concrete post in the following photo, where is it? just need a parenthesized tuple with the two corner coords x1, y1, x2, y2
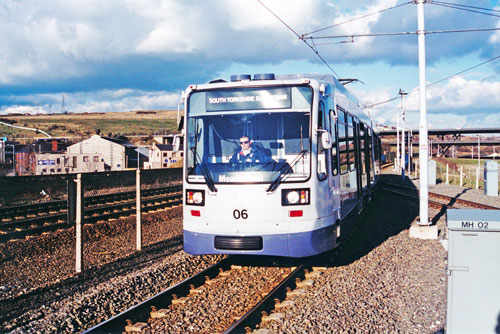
(446, 164, 449, 184)
(460, 166, 463, 187)
(136, 169, 142, 251)
(75, 173, 83, 273)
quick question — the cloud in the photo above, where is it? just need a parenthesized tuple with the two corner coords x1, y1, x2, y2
(359, 74, 500, 128)
(0, 89, 181, 115)
(1, 0, 499, 129)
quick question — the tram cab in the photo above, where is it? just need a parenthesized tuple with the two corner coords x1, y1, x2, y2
(182, 73, 380, 257)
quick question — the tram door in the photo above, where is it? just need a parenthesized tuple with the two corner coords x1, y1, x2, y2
(317, 101, 333, 211)
(363, 127, 372, 195)
(353, 118, 363, 204)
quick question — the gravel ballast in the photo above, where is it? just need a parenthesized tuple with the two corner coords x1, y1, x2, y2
(1, 172, 498, 333)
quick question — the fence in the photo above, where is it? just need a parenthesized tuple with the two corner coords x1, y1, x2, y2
(0, 168, 182, 207)
(412, 159, 500, 192)
(0, 168, 182, 274)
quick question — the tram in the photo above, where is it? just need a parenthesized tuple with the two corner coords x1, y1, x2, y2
(181, 73, 381, 257)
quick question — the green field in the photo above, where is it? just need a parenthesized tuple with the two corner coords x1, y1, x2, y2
(0, 110, 180, 140)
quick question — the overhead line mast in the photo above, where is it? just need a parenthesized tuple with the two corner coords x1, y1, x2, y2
(417, 0, 429, 226)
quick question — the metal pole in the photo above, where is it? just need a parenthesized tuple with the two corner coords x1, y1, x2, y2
(75, 173, 83, 273)
(400, 89, 408, 181)
(136, 168, 142, 251)
(396, 114, 400, 172)
(417, 0, 429, 225)
(476, 167, 479, 190)
(478, 135, 480, 170)
(12, 145, 15, 175)
(408, 129, 412, 177)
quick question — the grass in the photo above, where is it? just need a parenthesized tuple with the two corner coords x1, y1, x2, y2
(433, 157, 500, 190)
(0, 110, 180, 139)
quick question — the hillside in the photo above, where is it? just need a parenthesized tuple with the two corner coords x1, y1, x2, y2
(0, 110, 180, 140)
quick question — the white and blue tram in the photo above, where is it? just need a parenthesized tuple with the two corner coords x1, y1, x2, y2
(182, 73, 381, 258)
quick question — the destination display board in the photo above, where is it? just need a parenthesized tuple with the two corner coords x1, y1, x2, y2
(206, 87, 291, 112)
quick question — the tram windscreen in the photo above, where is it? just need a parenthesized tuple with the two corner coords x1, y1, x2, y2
(186, 111, 311, 184)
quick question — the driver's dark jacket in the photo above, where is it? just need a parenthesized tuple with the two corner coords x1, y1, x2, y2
(229, 146, 270, 164)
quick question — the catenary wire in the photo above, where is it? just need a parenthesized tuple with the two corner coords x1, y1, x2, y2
(431, 1, 500, 13)
(302, 1, 412, 37)
(302, 27, 500, 40)
(256, 0, 340, 78)
(430, 2, 500, 18)
(364, 54, 500, 109)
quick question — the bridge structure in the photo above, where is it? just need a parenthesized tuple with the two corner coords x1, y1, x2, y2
(378, 127, 500, 159)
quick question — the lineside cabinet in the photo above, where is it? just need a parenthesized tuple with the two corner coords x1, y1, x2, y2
(446, 209, 500, 334)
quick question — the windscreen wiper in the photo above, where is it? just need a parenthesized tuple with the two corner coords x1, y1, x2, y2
(266, 150, 308, 193)
(191, 147, 218, 193)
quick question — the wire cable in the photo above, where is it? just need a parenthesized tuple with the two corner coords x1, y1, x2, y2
(302, 27, 500, 41)
(364, 54, 500, 109)
(256, 0, 340, 78)
(426, 54, 500, 88)
(430, 2, 500, 18)
(302, 1, 413, 37)
(431, 1, 500, 13)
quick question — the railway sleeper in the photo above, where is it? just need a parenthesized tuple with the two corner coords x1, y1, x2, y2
(274, 299, 295, 309)
(124, 320, 148, 333)
(260, 311, 285, 322)
(150, 306, 169, 319)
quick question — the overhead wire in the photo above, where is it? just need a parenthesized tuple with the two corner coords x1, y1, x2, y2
(256, 0, 340, 78)
(431, 1, 500, 13)
(365, 54, 500, 109)
(301, 28, 500, 41)
(256, 0, 500, 111)
(430, 1, 500, 18)
(302, 1, 413, 37)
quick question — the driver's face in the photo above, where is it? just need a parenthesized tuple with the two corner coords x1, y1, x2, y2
(239, 137, 250, 150)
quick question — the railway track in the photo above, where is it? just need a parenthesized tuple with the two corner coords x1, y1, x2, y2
(380, 181, 499, 210)
(83, 257, 323, 334)
(0, 184, 182, 242)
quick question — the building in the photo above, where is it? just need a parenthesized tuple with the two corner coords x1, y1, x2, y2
(15, 139, 70, 176)
(66, 135, 140, 171)
(153, 134, 183, 152)
(144, 142, 183, 169)
(37, 152, 105, 175)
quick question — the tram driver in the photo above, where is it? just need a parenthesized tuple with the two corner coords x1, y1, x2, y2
(230, 136, 271, 166)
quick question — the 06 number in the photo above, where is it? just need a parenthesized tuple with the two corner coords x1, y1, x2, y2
(233, 209, 248, 220)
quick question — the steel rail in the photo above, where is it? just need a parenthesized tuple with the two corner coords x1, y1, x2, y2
(224, 263, 310, 334)
(0, 184, 182, 221)
(380, 181, 499, 210)
(82, 257, 234, 334)
(0, 189, 182, 242)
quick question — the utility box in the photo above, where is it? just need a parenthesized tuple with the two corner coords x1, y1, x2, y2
(484, 161, 498, 197)
(428, 160, 436, 185)
(446, 209, 500, 334)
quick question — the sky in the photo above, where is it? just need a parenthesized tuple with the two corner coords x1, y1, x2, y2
(1, 0, 500, 130)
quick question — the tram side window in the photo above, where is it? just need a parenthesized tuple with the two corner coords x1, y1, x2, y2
(368, 128, 374, 180)
(360, 127, 366, 176)
(337, 107, 348, 174)
(329, 109, 338, 176)
(347, 115, 355, 171)
(317, 101, 327, 181)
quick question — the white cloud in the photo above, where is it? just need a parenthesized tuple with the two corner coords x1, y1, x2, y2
(427, 76, 500, 110)
(1, 0, 499, 129)
(0, 89, 181, 115)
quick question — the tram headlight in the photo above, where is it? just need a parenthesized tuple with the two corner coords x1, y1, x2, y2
(282, 188, 310, 206)
(186, 189, 205, 206)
